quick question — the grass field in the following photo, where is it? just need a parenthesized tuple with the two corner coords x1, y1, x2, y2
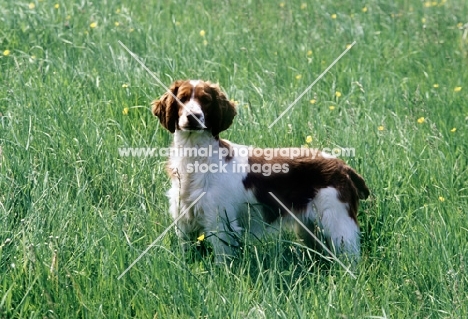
(1, 0, 467, 317)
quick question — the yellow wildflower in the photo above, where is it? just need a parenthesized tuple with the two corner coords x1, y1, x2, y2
(295, 74, 302, 80)
(329, 105, 335, 110)
(301, 3, 307, 9)
(90, 22, 97, 28)
(199, 30, 205, 37)
(197, 234, 205, 242)
(378, 126, 384, 131)
(122, 83, 129, 88)
(3, 50, 10, 56)
(454, 86, 462, 92)
(122, 107, 129, 115)
(433, 84, 439, 88)
(54, 3, 59, 9)
(307, 50, 312, 56)
(305, 135, 313, 144)
(309, 99, 316, 104)
(450, 128, 456, 133)
(279, 3, 285, 8)
(335, 91, 342, 98)
(417, 117, 425, 124)
(331, 14, 337, 19)
(29, 3, 35, 9)
(362, 7, 368, 13)
(115, 22, 120, 27)
(438, 196, 445, 202)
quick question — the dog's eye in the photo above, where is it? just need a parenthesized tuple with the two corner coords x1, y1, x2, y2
(199, 95, 212, 104)
(178, 96, 189, 103)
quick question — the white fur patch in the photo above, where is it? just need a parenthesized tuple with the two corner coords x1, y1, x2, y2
(312, 187, 360, 256)
(189, 79, 201, 89)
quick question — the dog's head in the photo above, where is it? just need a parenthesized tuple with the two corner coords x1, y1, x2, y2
(152, 80, 237, 137)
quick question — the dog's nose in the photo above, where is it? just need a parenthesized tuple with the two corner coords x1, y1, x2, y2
(187, 112, 204, 127)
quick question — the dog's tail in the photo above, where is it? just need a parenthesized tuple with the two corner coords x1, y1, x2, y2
(347, 167, 370, 200)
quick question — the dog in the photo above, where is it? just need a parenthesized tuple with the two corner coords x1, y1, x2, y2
(152, 80, 369, 262)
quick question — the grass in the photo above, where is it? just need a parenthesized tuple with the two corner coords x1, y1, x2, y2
(1, 0, 467, 317)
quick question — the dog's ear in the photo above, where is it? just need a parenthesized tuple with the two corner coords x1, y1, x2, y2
(207, 83, 237, 137)
(152, 81, 183, 133)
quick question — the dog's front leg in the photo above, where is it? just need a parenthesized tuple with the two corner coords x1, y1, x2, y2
(205, 213, 243, 263)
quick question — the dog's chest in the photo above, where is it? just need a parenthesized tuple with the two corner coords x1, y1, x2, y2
(168, 156, 255, 213)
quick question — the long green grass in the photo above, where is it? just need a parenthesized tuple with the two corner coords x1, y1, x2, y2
(1, 0, 467, 317)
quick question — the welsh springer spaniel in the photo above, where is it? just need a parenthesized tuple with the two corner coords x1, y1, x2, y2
(152, 80, 369, 262)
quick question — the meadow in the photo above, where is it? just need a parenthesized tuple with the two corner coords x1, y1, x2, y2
(1, 0, 467, 317)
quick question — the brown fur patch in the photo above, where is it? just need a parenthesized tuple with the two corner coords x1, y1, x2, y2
(218, 138, 233, 162)
(202, 82, 237, 137)
(242, 152, 369, 224)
